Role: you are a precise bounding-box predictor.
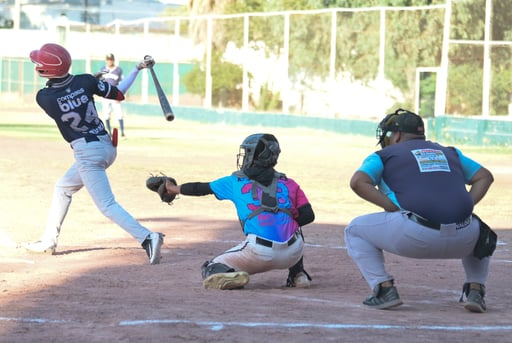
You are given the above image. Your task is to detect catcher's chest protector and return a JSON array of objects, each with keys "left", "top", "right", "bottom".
[{"left": 243, "top": 173, "right": 293, "bottom": 226}]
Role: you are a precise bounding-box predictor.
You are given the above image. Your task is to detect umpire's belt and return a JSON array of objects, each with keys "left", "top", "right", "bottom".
[
  {"left": 407, "top": 212, "right": 471, "bottom": 230},
  {"left": 255, "top": 231, "right": 300, "bottom": 248}
]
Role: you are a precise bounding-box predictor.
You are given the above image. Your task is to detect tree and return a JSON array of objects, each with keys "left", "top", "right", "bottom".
[
  {"left": 184, "top": 0, "right": 512, "bottom": 116},
  {"left": 182, "top": 50, "right": 246, "bottom": 108},
  {"left": 450, "top": 0, "right": 512, "bottom": 115}
]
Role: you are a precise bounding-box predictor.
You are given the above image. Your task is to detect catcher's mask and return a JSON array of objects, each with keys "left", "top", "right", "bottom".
[
  {"left": 376, "top": 108, "right": 425, "bottom": 148},
  {"left": 237, "top": 133, "right": 281, "bottom": 171}
]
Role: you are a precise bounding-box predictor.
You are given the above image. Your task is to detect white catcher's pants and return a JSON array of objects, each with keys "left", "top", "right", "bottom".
[
  {"left": 41, "top": 134, "right": 152, "bottom": 245},
  {"left": 211, "top": 233, "right": 304, "bottom": 275},
  {"left": 344, "top": 211, "right": 490, "bottom": 290}
]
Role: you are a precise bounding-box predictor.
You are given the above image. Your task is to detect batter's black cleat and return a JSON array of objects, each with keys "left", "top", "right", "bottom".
[
  {"left": 142, "top": 232, "right": 164, "bottom": 265},
  {"left": 461, "top": 283, "right": 487, "bottom": 313},
  {"left": 203, "top": 271, "right": 249, "bottom": 290},
  {"left": 363, "top": 281, "right": 403, "bottom": 310}
]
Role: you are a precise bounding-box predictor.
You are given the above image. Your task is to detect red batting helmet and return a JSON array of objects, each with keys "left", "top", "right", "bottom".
[{"left": 30, "top": 43, "right": 72, "bottom": 78}]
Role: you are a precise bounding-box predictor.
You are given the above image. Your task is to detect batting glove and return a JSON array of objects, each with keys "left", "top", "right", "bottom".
[{"left": 137, "top": 55, "right": 155, "bottom": 70}]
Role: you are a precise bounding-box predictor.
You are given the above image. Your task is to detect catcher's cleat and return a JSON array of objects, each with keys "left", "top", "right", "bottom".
[
  {"left": 203, "top": 271, "right": 249, "bottom": 290},
  {"left": 292, "top": 272, "right": 311, "bottom": 288},
  {"left": 363, "top": 282, "right": 403, "bottom": 310},
  {"left": 142, "top": 232, "right": 164, "bottom": 265},
  {"left": 22, "top": 240, "right": 56, "bottom": 255},
  {"left": 286, "top": 271, "right": 311, "bottom": 288}
]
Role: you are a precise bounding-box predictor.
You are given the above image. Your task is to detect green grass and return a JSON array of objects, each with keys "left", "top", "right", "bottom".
[{"left": 0, "top": 123, "right": 62, "bottom": 140}]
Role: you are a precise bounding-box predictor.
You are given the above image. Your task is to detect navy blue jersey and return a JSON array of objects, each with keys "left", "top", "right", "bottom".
[
  {"left": 35, "top": 74, "right": 121, "bottom": 142},
  {"left": 360, "top": 139, "right": 479, "bottom": 223}
]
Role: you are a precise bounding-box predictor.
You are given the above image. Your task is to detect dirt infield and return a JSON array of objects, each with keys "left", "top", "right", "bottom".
[{"left": 1, "top": 111, "right": 511, "bottom": 342}]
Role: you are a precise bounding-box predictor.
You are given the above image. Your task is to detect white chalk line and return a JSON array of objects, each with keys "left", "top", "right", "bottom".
[
  {"left": 117, "top": 320, "right": 512, "bottom": 332},
  {"left": 0, "top": 317, "right": 69, "bottom": 324},
  {"left": 1, "top": 237, "right": 511, "bottom": 332},
  {"left": 0, "top": 316, "right": 511, "bottom": 332}
]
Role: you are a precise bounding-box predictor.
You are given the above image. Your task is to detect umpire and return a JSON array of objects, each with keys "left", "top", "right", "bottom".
[{"left": 344, "top": 108, "right": 495, "bottom": 312}]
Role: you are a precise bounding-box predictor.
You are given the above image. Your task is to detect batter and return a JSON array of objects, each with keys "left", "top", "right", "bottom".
[{"left": 23, "top": 43, "right": 164, "bottom": 264}]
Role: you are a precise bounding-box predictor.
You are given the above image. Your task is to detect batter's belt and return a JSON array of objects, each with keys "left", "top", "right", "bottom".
[
  {"left": 70, "top": 134, "right": 111, "bottom": 149},
  {"left": 407, "top": 212, "right": 472, "bottom": 230}
]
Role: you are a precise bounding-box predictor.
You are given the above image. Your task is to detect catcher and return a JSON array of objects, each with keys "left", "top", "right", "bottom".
[{"left": 146, "top": 133, "right": 315, "bottom": 290}]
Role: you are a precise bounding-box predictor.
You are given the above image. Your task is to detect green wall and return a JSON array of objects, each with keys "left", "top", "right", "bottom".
[
  {"left": 7, "top": 57, "right": 511, "bottom": 147},
  {"left": 125, "top": 103, "right": 512, "bottom": 147},
  {"left": 429, "top": 116, "right": 512, "bottom": 146}
]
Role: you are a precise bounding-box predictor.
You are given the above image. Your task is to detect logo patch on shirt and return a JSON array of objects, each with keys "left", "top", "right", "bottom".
[
  {"left": 98, "top": 81, "right": 106, "bottom": 92},
  {"left": 411, "top": 149, "right": 451, "bottom": 172}
]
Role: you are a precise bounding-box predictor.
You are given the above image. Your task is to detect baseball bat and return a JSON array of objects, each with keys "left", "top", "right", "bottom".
[{"left": 148, "top": 66, "right": 175, "bottom": 122}]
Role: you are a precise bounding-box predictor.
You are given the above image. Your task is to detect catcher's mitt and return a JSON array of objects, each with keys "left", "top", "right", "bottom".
[{"left": 146, "top": 174, "right": 177, "bottom": 204}]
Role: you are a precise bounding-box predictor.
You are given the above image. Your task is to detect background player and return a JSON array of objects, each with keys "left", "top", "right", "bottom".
[
  {"left": 96, "top": 53, "right": 125, "bottom": 137},
  {"left": 162, "top": 133, "right": 315, "bottom": 289},
  {"left": 23, "top": 43, "right": 164, "bottom": 264},
  {"left": 344, "top": 108, "right": 494, "bottom": 312}
]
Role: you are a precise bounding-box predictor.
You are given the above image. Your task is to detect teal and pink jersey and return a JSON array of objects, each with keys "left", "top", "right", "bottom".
[{"left": 210, "top": 174, "right": 310, "bottom": 242}]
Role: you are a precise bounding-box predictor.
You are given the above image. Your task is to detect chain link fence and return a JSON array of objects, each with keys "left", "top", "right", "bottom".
[{"left": 1, "top": 1, "right": 511, "bottom": 119}]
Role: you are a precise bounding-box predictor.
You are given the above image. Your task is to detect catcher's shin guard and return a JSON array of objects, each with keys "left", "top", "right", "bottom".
[{"left": 201, "top": 261, "right": 234, "bottom": 278}]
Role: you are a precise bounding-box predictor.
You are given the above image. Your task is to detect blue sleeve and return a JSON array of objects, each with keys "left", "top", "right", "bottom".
[
  {"left": 209, "top": 175, "right": 234, "bottom": 200},
  {"left": 357, "top": 153, "right": 384, "bottom": 185},
  {"left": 454, "top": 148, "right": 482, "bottom": 183},
  {"left": 357, "top": 152, "right": 400, "bottom": 208},
  {"left": 117, "top": 67, "right": 140, "bottom": 94}
]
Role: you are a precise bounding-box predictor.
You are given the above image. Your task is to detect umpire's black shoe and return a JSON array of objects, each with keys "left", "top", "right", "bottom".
[
  {"left": 363, "top": 281, "right": 403, "bottom": 310},
  {"left": 462, "top": 283, "right": 487, "bottom": 313},
  {"left": 142, "top": 232, "right": 164, "bottom": 265}
]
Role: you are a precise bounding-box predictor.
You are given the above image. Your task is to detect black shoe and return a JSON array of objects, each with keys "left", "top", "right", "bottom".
[
  {"left": 363, "top": 282, "right": 403, "bottom": 309},
  {"left": 461, "top": 283, "right": 487, "bottom": 313},
  {"left": 286, "top": 269, "right": 312, "bottom": 288},
  {"left": 142, "top": 232, "right": 164, "bottom": 265}
]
